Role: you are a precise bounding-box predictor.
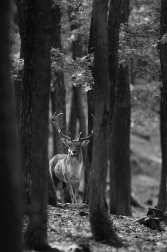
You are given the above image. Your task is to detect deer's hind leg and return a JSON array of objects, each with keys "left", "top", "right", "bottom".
[
  {"left": 62, "top": 182, "right": 71, "bottom": 203},
  {"left": 52, "top": 174, "right": 65, "bottom": 203}
]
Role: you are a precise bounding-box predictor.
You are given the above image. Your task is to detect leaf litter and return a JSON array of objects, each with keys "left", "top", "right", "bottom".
[{"left": 22, "top": 204, "right": 167, "bottom": 252}]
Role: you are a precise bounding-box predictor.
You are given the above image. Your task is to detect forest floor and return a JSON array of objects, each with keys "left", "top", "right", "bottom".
[
  {"left": 23, "top": 122, "right": 167, "bottom": 252},
  {"left": 24, "top": 80, "right": 166, "bottom": 251}
]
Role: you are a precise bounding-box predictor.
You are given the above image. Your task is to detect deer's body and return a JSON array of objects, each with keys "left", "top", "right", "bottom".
[
  {"left": 49, "top": 152, "right": 84, "bottom": 203},
  {"left": 49, "top": 113, "right": 92, "bottom": 204}
]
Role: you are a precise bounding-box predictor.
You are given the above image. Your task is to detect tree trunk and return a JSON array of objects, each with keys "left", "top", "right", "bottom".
[
  {"left": 108, "top": 0, "right": 123, "bottom": 133},
  {"left": 89, "top": 0, "right": 122, "bottom": 246},
  {"left": 158, "top": 88, "right": 167, "bottom": 211},
  {"left": 84, "top": 17, "right": 95, "bottom": 203},
  {"left": 68, "top": 85, "right": 87, "bottom": 204},
  {"left": 24, "top": 0, "right": 51, "bottom": 250},
  {"left": 48, "top": 4, "right": 67, "bottom": 206},
  {"left": 84, "top": 90, "right": 94, "bottom": 203},
  {"left": 159, "top": 0, "right": 167, "bottom": 214},
  {"left": 13, "top": 11, "right": 24, "bottom": 136},
  {"left": 65, "top": 7, "right": 87, "bottom": 203},
  {"left": 0, "top": 1, "right": 22, "bottom": 251},
  {"left": 16, "top": 0, "right": 36, "bottom": 207},
  {"left": 109, "top": 0, "right": 131, "bottom": 216},
  {"left": 68, "top": 7, "right": 87, "bottom": 149},
  {"left": 51, "top": 5, "right": 66, "bottom": 155}
]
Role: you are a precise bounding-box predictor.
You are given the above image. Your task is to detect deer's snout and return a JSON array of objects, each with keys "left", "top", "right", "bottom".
[{"left": 71, "top": 150, "right": 78, "bottom": 156}]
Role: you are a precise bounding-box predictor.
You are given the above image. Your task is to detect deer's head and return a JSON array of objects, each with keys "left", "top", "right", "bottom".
[
  {"left": 61, "top": 134, "right": 90, "bottom": 158},
  {"left": 52, "top": 112, "right": 93, "bottom": 158}
]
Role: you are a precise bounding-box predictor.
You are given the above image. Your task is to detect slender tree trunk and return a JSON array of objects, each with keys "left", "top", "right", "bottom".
[
  {"left": 69, "top": 90, "right": 78, "bottom": 138},
  {"left": 68, "top": 7, "right": 87, "bottom": 146},
  {"left": 158, "top": 87, "right": 167, "bottom": 211},
  {"left": 108, "top": 0, "right": 123, "bottom": 135},
  {"left": 89, "top": 0, "right": 122, "bottom": 246},
  {"left": 159, "top": 0, "right": 167, "bottom": 214},
  {"left": 0, "top": 1, "right": 22, "bottom": 251},
  {"left": 84, "top": 17, "right": 95, "bottom": 203},
  {"left": 48, "top": 4, "right": 67, "bottom": 206},
  {"left": 51, "top": 5, "right": 66, "bottom": 155},
  {"left": 14, "top": 68, "right": 22, "bottom": 137},
  {"left": 24, "top": 0, "right": 51, "bottom": 250},
  {"left": 13, "top": 4, "right": 24, "bottom": 136},
  {"left": 68, "top": 9, "right": 87, "bottom": 196},
  {"left": 109, "top": 0, "right": 131, "bottom": 216}
]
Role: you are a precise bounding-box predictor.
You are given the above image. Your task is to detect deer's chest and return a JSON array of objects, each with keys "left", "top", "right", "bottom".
[
  {"left": 65, "top": 160, "right": 83, "bottom": 184},
  {"left": 54, "top": 158, "right": 83, "bottom": 184}
]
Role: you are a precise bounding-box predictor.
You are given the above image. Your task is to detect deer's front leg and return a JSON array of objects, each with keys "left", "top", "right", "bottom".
[
  {"left": 68, "top": 184, "right": 75, "bottom": 204},
  {"left": 73, "top": 183, "right": 79, "bottom": 203}
]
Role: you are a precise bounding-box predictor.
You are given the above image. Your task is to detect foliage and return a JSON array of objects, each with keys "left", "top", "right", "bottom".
[
  {"left": 12, "top": 48, "right": 94, "bottom": 91},
  {"left": 52, "top": 0, "right": 84, "bottom": 9},
  {"left": 119, "top": 0, "right": 160, "bottom": 76},
  {"left": 11, "top": 0, "right": 164, "bottom": 120}
]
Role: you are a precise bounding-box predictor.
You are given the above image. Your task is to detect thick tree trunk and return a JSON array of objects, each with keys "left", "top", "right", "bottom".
[
  {"left": 89, "top": 0, "right": 122, "bottom": 246},
  {"left": 24, "top": 0, "right": 51, "bottom": 250},
  {"left": 159, "top": 0, "right": 167, "bottom": 214},
  {"left": 0, "top": 1, "right": 22, "bottom": 251},
  {"left": 158, "top": 88, "right": 167, "bottom": 211},
  {"left": 16, "top": 0, "right": 36, "bottom": 207},
  {"left": 109, "top": 0, "right": 131, "bottom": 216}
]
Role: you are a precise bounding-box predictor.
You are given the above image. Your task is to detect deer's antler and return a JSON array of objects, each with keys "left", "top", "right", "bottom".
[
  {"left": 52, "top": 112, "right": 71, "bottom": 140},
  {"left": 79, "top": 114, "right": 94, "bottom": 142}
]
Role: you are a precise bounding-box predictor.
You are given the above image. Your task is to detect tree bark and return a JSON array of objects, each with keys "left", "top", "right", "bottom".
[
  {"left": 0, "top": 1, "right": 22, "bottom": 251},
  {"left": 159, "top": 0, "right": 167, "bottom": 214},
  {"left": 16, "top": 0, "right": 36, "bottom": 206},
  {"left": 51, "top": 5, "right": 66, "bottom": 155},
  {"left": 48, "top": 4, "right": 67, "bottom": 206},
  {"left": 109, "top": 0, "right": 131, "bottom": 216},
  {"left": 108, "top": 0, "right": 123, "bottom": 133},
  {"left": 158, "top": 87, "right": 167, "bottom": 211},
  {"left": 68, "top": 7, "right": 87, "bottom": 147},
  {"left": 24, "top": 0, "right": 51, "bottom": 250},
  {"left": 84, "top": 17, "right": 95, "bottom": 203},
  {"left": 68, "top": 9, "right": 87, "bottom": 198},
  {"left": 89, "top": 0, "right": 122, "bottom": 246}
]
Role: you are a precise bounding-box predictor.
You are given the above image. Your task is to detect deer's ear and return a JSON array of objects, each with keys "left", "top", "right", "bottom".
[
  {"left": 80, "top": 140, "right": 90, "bottom": 147},
  {"left": 61, "top": 138, "right": 71, "bottom": 146}
]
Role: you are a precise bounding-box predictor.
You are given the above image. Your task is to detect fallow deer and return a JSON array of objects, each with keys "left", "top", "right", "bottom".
[{"left": 49, "top": 112, "right": 93, "bottom": 204}]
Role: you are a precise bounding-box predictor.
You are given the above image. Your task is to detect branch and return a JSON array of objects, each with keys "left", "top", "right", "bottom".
[{"left": 138, "top": 37, "right": 160, "bottom": 52}]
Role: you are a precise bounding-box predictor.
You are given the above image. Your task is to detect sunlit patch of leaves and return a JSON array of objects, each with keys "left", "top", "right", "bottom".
[
  {"left": 51, "top": 48, "right": 94, "bottom": 91},
  {"left": 52, "top": 0, "right": 84, "bottom": 9}
]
